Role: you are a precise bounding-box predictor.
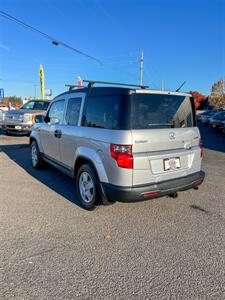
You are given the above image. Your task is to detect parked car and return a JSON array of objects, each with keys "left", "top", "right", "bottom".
[
  {"left": 209, "top": 111, "right": 225, "bottom": 129},
  {"left": 196, "top": 110, "right": 205, "bottom": 122},
  {"left": 219, "top": 119, "right": 225, "bottom": 133},
  {"left": 201, "top": 111, "right": 216, "bottom": 125},
  {"left": 0, "top": 99, "right": 50, "bottom": 135},
  {"left": 0, "top": 105, "right": 9, "bottom": 112},
  {"left": 30, "top": 85, "right": 205, "bottom": 209}
]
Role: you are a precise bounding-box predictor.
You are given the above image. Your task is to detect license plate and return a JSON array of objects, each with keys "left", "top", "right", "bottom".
[
  {"left": 164, "top": 157, "right": 181, "bottom": 171},
  {"left": 15, "top": 126, "right": 22, "bottom": 130}
]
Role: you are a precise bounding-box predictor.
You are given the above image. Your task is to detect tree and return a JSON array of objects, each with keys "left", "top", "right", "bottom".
[
  {"left": 208, "top": 79, "right": 225, "bottom": 109},
  {"left": 190, "top": 91, "right": 206, "bottom": 110},
  {"left": 0, "top": 96, "right": 23, "bottom": 108}
]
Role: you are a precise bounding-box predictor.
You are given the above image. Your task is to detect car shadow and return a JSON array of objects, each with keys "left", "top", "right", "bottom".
[
  {"left": 198, "top": 123, "right": 225, "bottom": 153},
  {"left": 0, "top": 144, "right": 83, "bottom": 209}
]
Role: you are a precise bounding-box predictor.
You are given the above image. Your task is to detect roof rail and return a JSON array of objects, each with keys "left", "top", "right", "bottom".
[{"left": 83, "top": 79, "right": 149, "bottom": 89}]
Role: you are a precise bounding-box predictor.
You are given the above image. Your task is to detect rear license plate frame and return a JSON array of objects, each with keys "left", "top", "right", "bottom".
[{"left": 164, "top": 157, "right": 181, "bottom": 171}]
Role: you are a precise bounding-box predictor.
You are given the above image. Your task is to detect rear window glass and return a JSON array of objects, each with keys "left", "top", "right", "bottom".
[
  {"left": 130, "top": 94, "right": 195, "bottom": 129},
  {"left": 81, "top": 96, "right": 128, "bottom": 129}
]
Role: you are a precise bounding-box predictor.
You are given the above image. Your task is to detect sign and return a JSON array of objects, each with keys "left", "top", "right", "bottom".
[
  {"left": 45, "top": 89, "right": 52, "bottom": 97},
  {"left": 0, "top": 88, "right": 4, "bottom": 99},
  {"left": 77, "top": 76, "right": 83, "bottom": 88}
]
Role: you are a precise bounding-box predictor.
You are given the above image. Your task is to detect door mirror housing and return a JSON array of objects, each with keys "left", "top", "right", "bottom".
[{"left": 35, "top": 115, "right": 44, "bottom": 123}]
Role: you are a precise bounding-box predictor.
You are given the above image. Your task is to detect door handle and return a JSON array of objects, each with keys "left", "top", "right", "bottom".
[{"left": 54, "top": 130, "right": 62, "bottom": 138}]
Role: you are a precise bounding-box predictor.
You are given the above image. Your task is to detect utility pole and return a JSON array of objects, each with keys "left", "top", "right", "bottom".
[{"left": 140, "top": 50, "right": 144, "bottom": 86}]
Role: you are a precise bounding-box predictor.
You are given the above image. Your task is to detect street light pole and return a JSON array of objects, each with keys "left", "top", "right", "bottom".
[{"left": 140, "top": 50, "right": 144, "bottom": 86}]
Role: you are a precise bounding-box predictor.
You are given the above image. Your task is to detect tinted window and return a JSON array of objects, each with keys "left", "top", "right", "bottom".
[
  {"left": 82, "top": 96, "right": 125, "bottom": 129},
  {"left": 42, "top": 101, "right": 50, "bottom": 110},
  {"left": 21, "top": 100, "right": 50, "bottom": 110},
  {"left": 131, "top": 94, "right": 194, "bottom": 129},
  {"left": 48, "top": 100, "right": 65, "bottom": 125},
  {"left": 65, "top": 97, "right": 82, "bottom": 125}
]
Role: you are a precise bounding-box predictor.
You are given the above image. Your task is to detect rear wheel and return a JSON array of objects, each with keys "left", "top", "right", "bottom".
[
  {"left": 76, "top": 164, "right": 100, "bottom": 210},
  {"left": 31, "top": 140, "right": 42, "bottom": 168}
]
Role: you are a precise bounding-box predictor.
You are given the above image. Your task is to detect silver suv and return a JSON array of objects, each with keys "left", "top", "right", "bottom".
[{"left": 30, "top": 85, "right": 205, "bottom": 209}]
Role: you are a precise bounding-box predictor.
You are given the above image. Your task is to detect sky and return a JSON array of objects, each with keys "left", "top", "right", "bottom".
[{"left": 0, "top": 0, "right": 224, "bottom": 99}]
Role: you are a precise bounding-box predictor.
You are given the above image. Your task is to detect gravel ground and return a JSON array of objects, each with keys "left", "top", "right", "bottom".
[{"left": 0, "top": 127, "right": 225, "bottom": 300}]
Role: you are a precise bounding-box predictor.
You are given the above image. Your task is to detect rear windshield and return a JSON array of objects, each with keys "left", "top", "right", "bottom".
[
  {"left": 213, "top": 112, "right": 225, "bottom": 120},
  {"left": 130, "top": 93, "right": 195, "bottom": 129},
  {"left": 21, "top": 100, "right": 50, "bottom": 110},
  {"left": 81, "top": 92, "right": 195, "bottom": 130}
]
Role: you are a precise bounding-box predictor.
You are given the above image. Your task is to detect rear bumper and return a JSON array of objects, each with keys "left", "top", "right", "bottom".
[{"left": 101, "top": 171, "right": 205, "bottom": 202}]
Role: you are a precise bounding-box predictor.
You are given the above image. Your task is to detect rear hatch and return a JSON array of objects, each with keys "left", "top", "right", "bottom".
[{"left": 130, "top": 91, "right": 201, "bottom": 186}]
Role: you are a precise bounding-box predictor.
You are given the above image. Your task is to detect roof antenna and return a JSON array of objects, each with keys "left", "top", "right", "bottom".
[{"left": 176, "top": 81, "right": 186, "bottom": 92}]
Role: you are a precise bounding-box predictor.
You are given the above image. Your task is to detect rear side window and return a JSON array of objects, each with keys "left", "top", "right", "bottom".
[
  {"left": 65, "top": 97, "right": 82, "bottom": 125},
  {"left": 131, "top": 94, "right": 195, "bottom": 129},
  {"left": 81, "top": 96, "right": 126, "bottom": 129}
]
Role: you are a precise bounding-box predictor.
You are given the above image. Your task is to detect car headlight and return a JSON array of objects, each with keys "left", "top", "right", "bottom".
[
  {"left": 23, "top": 114, "right": 33, "bottom": 122},
  {"left": 18, "top": 114, "right": 24, "bottom": 121},
  {"left": 0, "top": 112, "right": 5, "bottom": 121}
]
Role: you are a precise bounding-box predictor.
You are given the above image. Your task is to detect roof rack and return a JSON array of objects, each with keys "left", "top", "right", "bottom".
[
  {"left": 83, "top": 79, "right": 149, "bottom": 89},
  {"left": 65, "top": 84, "right": 85, "bottom": 91}
]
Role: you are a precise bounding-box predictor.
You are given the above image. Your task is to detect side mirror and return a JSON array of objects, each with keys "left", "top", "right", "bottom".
[
  {"left": 35, "top": 115, "right": 44, "bottom": 123},
  {"left": 44, "top": 116, "right": 50, "bottom": 123}
]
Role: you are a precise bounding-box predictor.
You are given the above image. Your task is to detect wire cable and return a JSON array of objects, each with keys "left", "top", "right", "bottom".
[{"left": 0, "top": 10, "right": 102, "bottom": 64}]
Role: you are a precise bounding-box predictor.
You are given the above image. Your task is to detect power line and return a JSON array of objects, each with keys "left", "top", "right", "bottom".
[{"left": 0, "top": 10, "right": 102, "bottom": 64}]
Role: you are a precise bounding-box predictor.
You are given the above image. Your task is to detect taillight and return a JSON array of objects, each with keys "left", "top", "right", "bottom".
[
  {"left": 199, "top": 142, "right": 203, "bottom": 159},
  {"left": 110, "top": 144, "right": 133, "bottom": 169}
]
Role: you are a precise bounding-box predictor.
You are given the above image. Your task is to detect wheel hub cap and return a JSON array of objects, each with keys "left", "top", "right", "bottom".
[{"left": 79, "top": 172, "right": 94, "bottom": 203}]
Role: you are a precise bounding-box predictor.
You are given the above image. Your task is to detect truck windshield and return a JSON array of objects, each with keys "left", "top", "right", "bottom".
[
  {"left": 130, "top": 93, "right": 195, "bottom": 129},
  {"left": 21, "top": 101, "right": 50, "bottom": 110}
]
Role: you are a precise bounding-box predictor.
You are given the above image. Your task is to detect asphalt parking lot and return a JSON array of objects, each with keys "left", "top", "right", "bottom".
[{"left": 1, "top": 126, "right": 225, "bottom": 300}]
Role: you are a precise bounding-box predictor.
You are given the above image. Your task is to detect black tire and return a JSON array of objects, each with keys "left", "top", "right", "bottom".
[
  {"left": 30, "top": 140, "right": 43, "bottom": 169},
  {"left": 2, "top": 127, "right": 9, "bottom": 135},
  {"left": 76, "top": 164, "right": 101, "bottom": 210}
]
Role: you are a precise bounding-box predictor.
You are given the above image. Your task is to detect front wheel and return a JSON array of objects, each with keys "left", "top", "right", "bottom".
[
  {"left": 31, "top": 140, "right": 42, "bottom": 168},
  {"left": 76, "top": 164, "right": 100, "bottom": 210}
]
